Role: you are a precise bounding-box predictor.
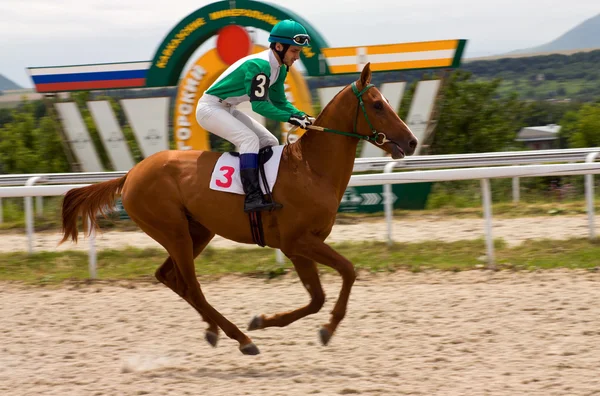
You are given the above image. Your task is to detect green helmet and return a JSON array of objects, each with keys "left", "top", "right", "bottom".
[{"left": 268, "top": 19, "right": 311, "bottom": 47}]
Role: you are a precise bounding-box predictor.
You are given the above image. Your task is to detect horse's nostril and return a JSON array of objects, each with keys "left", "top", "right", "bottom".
[{"left": 409, "top": 139, "right": 417, "bottom": 150}]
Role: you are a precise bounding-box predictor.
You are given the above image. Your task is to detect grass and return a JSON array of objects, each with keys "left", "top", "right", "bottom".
[{"left": 1, "top": 239, "right": 599, "bottom": 285}]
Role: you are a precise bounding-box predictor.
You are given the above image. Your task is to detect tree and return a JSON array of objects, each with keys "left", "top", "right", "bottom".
[
  {"left": 32, "top": 116, "right": 70, "bottom": 172},
  {"left": 0, "top": 101, "right": 69, "bottom": 174},
  {"left": 427, "top": 71, "right": 522, "bottom": 154},
  {"left": 0, "top": 108, "right": 12, "bottom": 127},
  {"left": 561, "top": 103, "right": 600, "bottom": 148},
  {"left": 518, "top": 100, "right": 581, "bottom": 127}
]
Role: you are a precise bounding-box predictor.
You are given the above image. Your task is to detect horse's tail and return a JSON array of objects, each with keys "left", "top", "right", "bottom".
[{"left": 60, "top": 175, "right": 127, "bottom": 244}]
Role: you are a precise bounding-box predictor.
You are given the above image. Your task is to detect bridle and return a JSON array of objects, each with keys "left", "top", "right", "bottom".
[{"left": 300, "top": 82, "right": 391, "bottom": 145}]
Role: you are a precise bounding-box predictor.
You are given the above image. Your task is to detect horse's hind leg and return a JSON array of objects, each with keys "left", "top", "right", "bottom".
[
  {"left": 125, "top": 206, "right": 259, "bottom": 355},
  {"left": 165, "top": 232, "right": 260, "bottom": 355},
  {"left": 131, "top": 211, "right": 259, "bottom": 355},
  {"left": 155, "top": 220, "right": 220, "bottom": 347},
  {"left": 248, "top": 255, "right": 325, "bottom": 331}
]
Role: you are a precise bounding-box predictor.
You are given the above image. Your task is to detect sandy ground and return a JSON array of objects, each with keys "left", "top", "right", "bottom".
[
  {"left": 1, "top": 270, "right": 600, "bottom": 396},
  {"left": 0, "top": 214, "right": 597, "bottom": 253}
]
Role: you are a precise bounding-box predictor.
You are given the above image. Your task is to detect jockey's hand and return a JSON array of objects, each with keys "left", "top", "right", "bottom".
[
  {"left": 306, "top": 115, "right": 316, "bottom": 124},
  {"left": 288, "top": 114, "right": 312, "bottom": 129}
]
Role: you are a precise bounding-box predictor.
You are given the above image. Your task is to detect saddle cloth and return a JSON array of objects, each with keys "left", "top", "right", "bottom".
[{"left": 209, "top": 145, "right": 284, "bottom": 195}]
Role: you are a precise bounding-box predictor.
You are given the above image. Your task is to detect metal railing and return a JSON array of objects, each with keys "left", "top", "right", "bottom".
[
  {"left": 2, "top": 147, "right": 600, "bottom": 187},
  {"left": 352, "top": 147, "right": 600, "bottom": 172}
]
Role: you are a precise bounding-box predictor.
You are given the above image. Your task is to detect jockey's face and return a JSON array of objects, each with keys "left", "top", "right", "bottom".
[{"left": 275, "top": 43, "right": 302, "bottom": 67}]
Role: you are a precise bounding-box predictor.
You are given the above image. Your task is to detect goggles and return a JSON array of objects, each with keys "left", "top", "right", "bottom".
[
  {"left": 271, "top": 34, "right": 311, "bottom": 46},
  {"left": 291, "top": 34, "right": 310, "bottom": 45}
]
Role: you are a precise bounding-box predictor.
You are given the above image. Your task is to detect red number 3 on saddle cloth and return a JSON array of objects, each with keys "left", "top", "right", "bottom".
[
  {"left": 216, "top": 166, "right": 235, "bottom": 188},
  {"left": 209, "top": 147, "right": 285, "bottom": 195}
]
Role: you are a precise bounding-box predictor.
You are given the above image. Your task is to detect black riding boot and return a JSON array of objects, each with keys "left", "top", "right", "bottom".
[{"left": 240, "top": 167, "right": 282, "bottom": 213}]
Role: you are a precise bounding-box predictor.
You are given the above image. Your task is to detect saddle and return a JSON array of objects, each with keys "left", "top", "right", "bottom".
[
  {"left": 229, "top": 145, "right": 274, "bottom": 164},
  {"left": 230, "top": 146, "right": 276, "bottom": 248}
]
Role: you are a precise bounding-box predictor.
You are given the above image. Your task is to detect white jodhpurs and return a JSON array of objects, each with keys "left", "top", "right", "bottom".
[{"left": 195, "top": 95, "right": 279, "bottom": 154}]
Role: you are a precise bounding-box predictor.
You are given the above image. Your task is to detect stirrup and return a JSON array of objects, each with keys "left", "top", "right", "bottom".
[{"left": 244, "top": 197, "right": 282, "bottom": 213}]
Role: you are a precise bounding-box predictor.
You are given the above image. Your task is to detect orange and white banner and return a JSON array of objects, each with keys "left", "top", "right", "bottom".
[{"left": 322, "top": 40, "right": 464, "bottom": 74}]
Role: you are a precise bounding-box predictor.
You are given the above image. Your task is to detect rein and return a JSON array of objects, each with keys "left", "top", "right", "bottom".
[{"left": 298, "top": 82, "right": 391, "bottom": 146}]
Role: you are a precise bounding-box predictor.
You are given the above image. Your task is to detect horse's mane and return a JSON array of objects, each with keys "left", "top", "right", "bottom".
[
  {"left": 313, "top": 84, "right": 352, "bottom": 125},
  {"left": 285, "top": 83, "right": 353, "bottom": 145}
]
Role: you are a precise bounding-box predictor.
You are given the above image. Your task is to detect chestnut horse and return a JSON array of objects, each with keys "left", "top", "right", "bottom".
[{"left": 60, "top": 63, "right": 417, "bottom": 355}]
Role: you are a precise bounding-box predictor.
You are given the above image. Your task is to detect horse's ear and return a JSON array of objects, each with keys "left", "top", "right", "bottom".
[{"left": 359, "top": 63, "right": 372, "bottom": 88}]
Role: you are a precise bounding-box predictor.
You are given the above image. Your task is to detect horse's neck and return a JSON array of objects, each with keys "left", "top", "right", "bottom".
[{"left": 292, "top": 92, "right": 359, "bottom": 195}]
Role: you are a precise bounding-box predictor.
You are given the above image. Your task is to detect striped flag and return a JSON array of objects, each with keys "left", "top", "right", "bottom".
[{"left": 27, "top": 62, "right": 151, "bottom": 93}]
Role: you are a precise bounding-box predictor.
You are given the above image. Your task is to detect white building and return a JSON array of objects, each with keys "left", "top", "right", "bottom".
[{"left": 516, "top": 124, "right": 562, "bottom": 150}]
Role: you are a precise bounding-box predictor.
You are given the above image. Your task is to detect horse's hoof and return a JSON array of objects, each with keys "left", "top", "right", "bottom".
[
  {"left": 240, "top": 342, "right": 260, "bottom": 355},
  {"left": 205, "top": 331, "right": 218, "bottom": 347},
  {"left": 319, "top": 327, "right": 332, "bottom": 346},
  {"left": 248, "top": 315, "right": 263, "bottom": 331}
]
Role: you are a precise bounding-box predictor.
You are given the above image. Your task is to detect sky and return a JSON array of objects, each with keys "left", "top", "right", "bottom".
[{"left": 0, "top": 0, "right": 598, "bottom": 88}]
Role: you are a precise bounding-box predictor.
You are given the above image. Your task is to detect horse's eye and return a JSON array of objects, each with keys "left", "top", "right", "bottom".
[{"left": 374, "top": 101, "right": 383, "bottom": 110}]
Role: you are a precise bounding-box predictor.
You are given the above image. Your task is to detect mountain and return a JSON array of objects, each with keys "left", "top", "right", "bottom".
[
  {"left": 509, "top": 13, "right": 600, "bottom": 55},
  {"left": 0, "top": 74, "right": 22, "bottom": 91}
]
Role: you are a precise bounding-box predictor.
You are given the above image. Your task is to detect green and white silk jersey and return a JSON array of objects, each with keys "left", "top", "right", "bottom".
[{"left": 204, "top": 49, "right": 305, "bottom": 123}]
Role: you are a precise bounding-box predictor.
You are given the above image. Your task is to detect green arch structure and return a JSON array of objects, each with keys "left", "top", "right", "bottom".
[{"left": 145, "top": 0, "right": 330, "bottom": 87}]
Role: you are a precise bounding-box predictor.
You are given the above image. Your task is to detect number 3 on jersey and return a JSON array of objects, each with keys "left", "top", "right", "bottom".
[{"left": 250, "top": 73, "right": 268, "bottom": 101}]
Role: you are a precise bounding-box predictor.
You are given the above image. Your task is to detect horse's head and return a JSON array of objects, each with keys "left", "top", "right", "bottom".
[{"left": 349, "top": 63, "right": 418, "bottom": 158}]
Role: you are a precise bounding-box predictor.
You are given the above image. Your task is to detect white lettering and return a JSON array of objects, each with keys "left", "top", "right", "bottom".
[
  {"left": 177, "top": 141, "right": 193, "bottom": 150},
  {"left": 191, "top": 65, "right": 206, "bottom": 81},
  {"left": 181, "top": 90, "right": 196, "bottom": 104},
  {"left": 177, "top": 127, "right": 192, "bottom": 140},
  {"left": 177, "top": 115, "right": 191, "bottom": 127},
  {"left": 184, "top": 83, "right": 198, "bottom": 93},
  {"left": 179, "top": 103, "right": 193, "bottom": 115}
]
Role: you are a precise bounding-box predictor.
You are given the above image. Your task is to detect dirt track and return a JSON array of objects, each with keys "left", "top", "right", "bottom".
[
  {"left": 2, "top": 214, "right": 600, "bottom": 395},
  {"left": 2, "top": 270, "right": 600, "bottom": 396},
  {"left": 0, "top": 214, "right": 597, "bottom": 253}
]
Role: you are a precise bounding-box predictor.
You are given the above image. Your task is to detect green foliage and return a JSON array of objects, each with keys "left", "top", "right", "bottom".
[
  {"left": 560, "top": 103, "right": 600, "bottom": 148},
  {"left": 428, "top": 71, "right": 522, "bottom": 154},
  {"left": 0, "top": 108, "right": 12, "bottom": 127},
  {"left": 518, "top": 100, "right": 580, "bottom": 128},
  {"left": 0, "top": 94, "right": 151, "bottom": 174},
  {"left": 0, "top": 101, "right": 69, "bottom": 174},
  {"left": 462, "top": 50, "right": 600, "bottom": 101},
  {"left": 2, "top": 238, "right": 599, "bottom": 284}
]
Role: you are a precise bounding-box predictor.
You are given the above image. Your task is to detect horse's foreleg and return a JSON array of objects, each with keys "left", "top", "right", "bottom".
[
  {"left": 248, "top": 255, "right": 325, "bottom": 331},
  {"left": 289, "top": 235, "right": 357, "bottom": 346}
]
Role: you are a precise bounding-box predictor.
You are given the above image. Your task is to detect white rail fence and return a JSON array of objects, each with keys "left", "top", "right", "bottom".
[
  {"left": 2, "top": 147, "right": 599, "bottom": 187},
  {"left": 1, "top": 147, "right": 598, "bottom": 187},
  {"left": 1, "top": 159, "right": 599, "bottom": 278},
  {"left": 1, "top": 147, "right": 599, "bottom": 222}
]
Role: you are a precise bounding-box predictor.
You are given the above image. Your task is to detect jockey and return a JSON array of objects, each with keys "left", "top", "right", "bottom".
[{"left": 196, "top": 19, "right": 313, "bottom": 213}]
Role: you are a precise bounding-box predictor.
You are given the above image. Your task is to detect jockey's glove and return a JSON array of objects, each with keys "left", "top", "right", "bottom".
[{"left": 288, "top": 114, "right": 313, "bottom": 129}]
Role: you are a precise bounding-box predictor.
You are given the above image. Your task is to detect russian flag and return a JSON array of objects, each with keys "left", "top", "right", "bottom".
[{"left": 28, "top": 62, "right": 151, "bottom": 93}]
